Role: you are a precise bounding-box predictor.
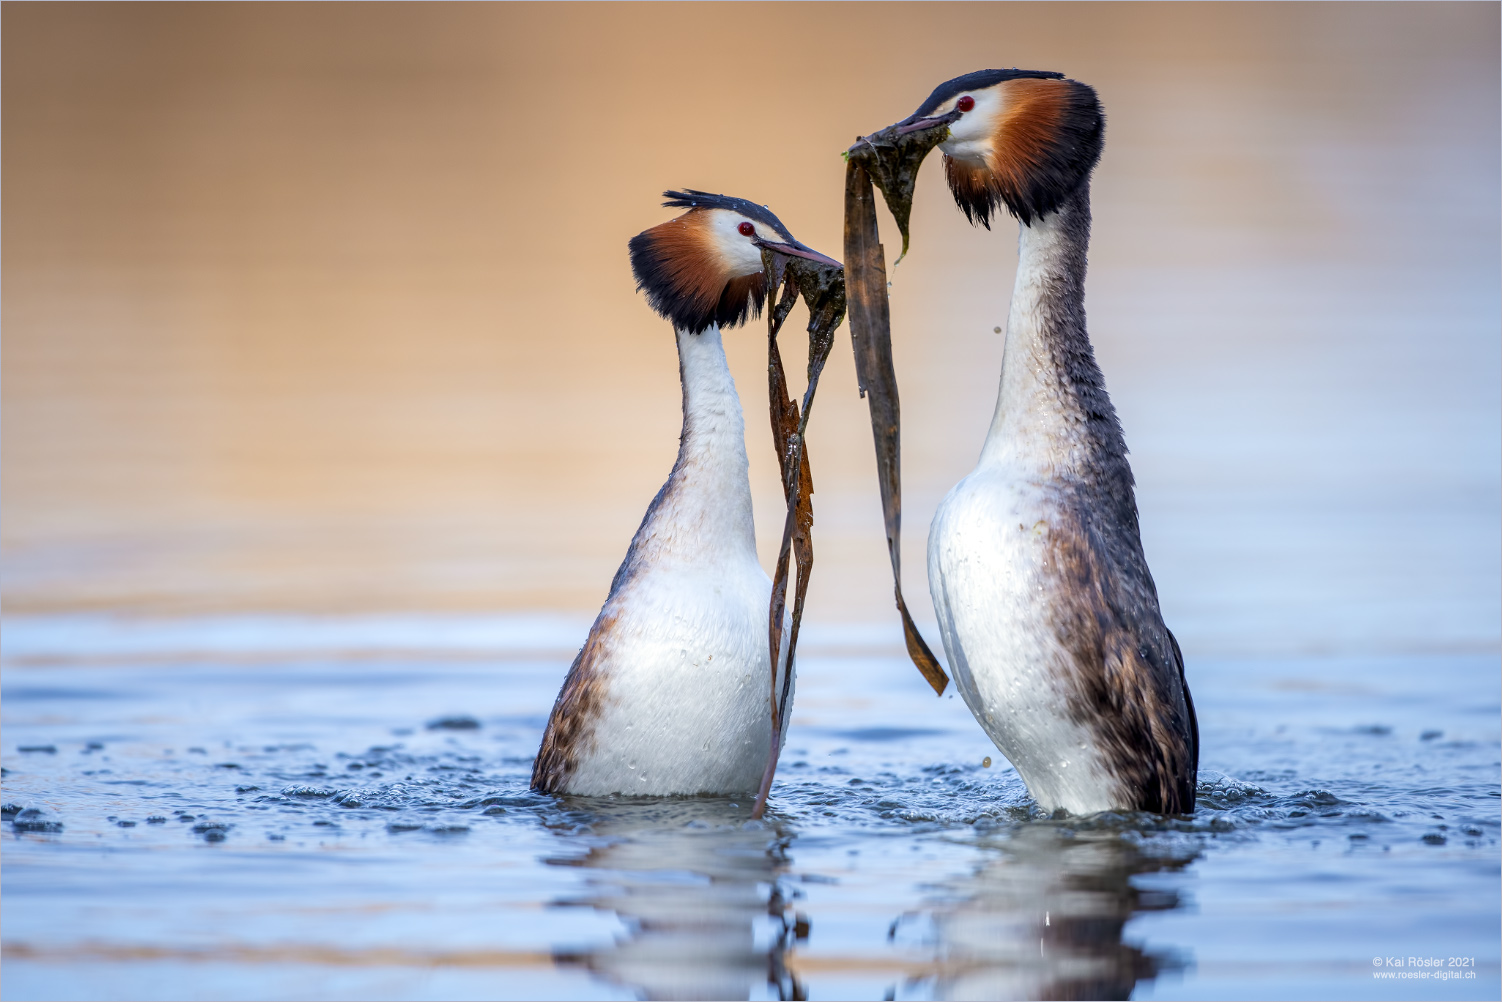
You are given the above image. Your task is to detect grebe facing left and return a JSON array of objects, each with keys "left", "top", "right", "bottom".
[
  {"left": 532, "top": 191, "right": 840, "bottom": 797},
  {"left": 853, "top": 71, "right": 1197, "bottom": 815}
]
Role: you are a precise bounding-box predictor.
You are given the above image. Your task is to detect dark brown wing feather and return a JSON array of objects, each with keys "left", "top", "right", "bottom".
[
  {"left": 1168, "top": 627, "right": 1199, "bottom": 780},
  {"left": 531, "top": 611, "right": 616, "bottom": 794},
  {"left": 1047, "top": 504, "right": 1198, "bottom": 814}
]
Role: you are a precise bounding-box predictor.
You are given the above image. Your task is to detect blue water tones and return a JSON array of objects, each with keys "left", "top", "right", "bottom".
[{"left": 2, "top": 616, "right": 1497, "bottom": 1001}]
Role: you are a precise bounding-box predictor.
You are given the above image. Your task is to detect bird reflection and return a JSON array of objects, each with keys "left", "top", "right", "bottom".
[
  {"left": 548, "top": 800, "right": 804, "bottom": 1001},
  {"left": 900, "top": 826, "right": 1192, "bottom": 1001}
]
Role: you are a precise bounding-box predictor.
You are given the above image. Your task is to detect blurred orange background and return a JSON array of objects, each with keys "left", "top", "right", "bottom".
[{"left": 4, "top": 3, "right": 1498, "bottom": 656}]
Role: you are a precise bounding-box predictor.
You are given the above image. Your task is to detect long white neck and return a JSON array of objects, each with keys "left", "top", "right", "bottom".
[
  {"left": 977, "top": 186, "right": 1130, "bottom": 500},
  {"left": 644, "top": 325, "right": 757, "bottom": 564}
]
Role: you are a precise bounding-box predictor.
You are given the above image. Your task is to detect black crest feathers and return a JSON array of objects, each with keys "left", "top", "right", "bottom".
[
  {"left": 912, "top": 68, "right": 1064, "bottom": 117},
  {"left": 661, "top": 190, "right": 796, "bottom": 242}
]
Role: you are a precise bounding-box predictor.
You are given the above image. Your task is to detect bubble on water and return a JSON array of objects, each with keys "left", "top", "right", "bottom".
[{"left": 282, "top": 786, "right": 337, "bottom": 800}]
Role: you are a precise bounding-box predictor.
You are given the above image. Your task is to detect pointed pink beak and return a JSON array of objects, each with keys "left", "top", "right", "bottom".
[
  {"left": 894, "top": 109, "right": 963, "bottom": 136},
  {"left": 754, "top": 238, "right": 842, "bottom": 270}
]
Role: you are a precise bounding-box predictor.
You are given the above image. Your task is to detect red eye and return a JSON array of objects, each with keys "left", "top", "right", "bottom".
[
  {"left": 738, "top": 222, "right": 755, "bottom": 236},
  {"left": 956, "top": 95, "right": 975, "bottom": 112}
]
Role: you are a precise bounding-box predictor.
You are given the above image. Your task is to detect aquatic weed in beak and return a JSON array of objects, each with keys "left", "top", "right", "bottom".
[
  {"left": 842, "top": 146, "right": 951, "bottom": 698},
  {"left": 844, "top": 113, "right": 955, "bottom": 261},
  {"left": 751, "top": 245, "right": 846, "bottom": 820}
]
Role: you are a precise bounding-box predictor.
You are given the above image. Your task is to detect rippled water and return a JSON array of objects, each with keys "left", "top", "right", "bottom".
[{"left": 3, "top": 616, "right": 1497, "bottom": 1001}]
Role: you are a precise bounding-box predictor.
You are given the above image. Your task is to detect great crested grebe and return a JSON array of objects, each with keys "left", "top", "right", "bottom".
[
  {"left": 856, "top": 70, "right": 1197, "bottom": 814},
  {"left": 532, "top": 191, "right": 838, "bottom": 797}
]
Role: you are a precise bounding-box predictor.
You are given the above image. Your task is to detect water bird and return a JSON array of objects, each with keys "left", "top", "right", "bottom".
[
  {"left": 854, "top": 70, "right": 1197, "bottom": 814},
  {"left": 532, "top": 191, "right": 840, "bottom": 797}
]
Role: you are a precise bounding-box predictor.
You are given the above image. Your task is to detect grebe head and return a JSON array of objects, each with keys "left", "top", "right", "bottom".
[
  {"left": 629, "top": 190, "right": 840, "bottom": 334},
  {"left": 880, "top": 69, "right": 1104, "bottom": 227}
]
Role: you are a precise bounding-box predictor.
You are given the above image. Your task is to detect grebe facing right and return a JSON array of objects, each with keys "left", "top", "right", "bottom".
[
  {"left": 855, "top": 71, "right": 1197, "bottom": 815},
  {"left": 532, "top": 191, "right": 839, "bottom": 798}
]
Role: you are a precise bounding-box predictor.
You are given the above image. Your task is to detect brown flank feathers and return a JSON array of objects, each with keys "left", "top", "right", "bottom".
[
  {"left": 531, "top": 611, "right": 616, "bottom": 794},
  {"left": 1045, "top": 504, "right": 1198, "bottom": 814}
]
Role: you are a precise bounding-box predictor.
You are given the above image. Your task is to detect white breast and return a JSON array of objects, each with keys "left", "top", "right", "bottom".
[
  {"left": 929, "top": 468, "right": 1119, "bottom": 814},
  {"left": 551, "top": 324, "right": 790, "bottom": 797},
  {"left": 565, "top": 559, "right": 787, "bottom": 796}
]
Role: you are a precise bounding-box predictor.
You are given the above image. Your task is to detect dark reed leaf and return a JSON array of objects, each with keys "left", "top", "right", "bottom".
[
  {"left": 842, "top": 159, "right": 949, "bottom": 697},
  {"left": 752, "top": 248, "right": 846, "bottom": 820}
]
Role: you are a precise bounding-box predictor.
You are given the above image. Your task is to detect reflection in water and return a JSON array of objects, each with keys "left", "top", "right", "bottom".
[
  {"left": 547, "top": 801, "right": 804, "bottom": 1001},
  {"left": 543, "top": 803, "right": 1193, "bottom": 1002},
  {"left": 909, "top": 826, "right": 1193, "bottom": 1001}
]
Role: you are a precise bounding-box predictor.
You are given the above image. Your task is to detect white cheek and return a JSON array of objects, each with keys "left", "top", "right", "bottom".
[
  {"left": 708, "top": 215, "right": 764, "bottom": 276},
  {"left": 941, "top": 137, "right": 989, "bottom": 164},
  {"left": 722, "top": 233, "right": 764, "bottom": 276},
  {"left": 940, "top": 95, "right": 1001, "bottom": 161}
]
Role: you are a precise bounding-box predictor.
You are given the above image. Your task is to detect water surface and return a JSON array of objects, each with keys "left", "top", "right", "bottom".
[{"left": 4, "top": 616, "right": 1497, "bottom": 1000}]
